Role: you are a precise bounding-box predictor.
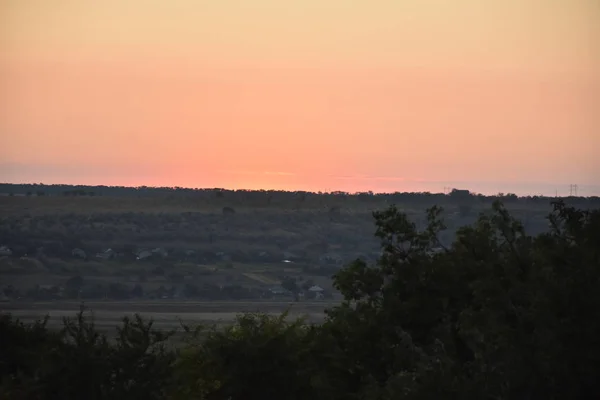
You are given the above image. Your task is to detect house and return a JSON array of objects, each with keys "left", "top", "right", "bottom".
[
  {"left": 151, "top": 247, "right": 168, "bottom": 258},
  {"left": 72, "top": 248, "right": 87, "bottom": 259},
  {"left": 38, "top": 285, "right": 65, "bottom": 298},
  {"left": 319, "top": 253, "right": 343, "bottom": 265},
  {"left": 137, "top": 250, "right": 152, "bottom": 261},
  {"left": 308, "top": 285, "right": 325, "bottom": 300},
  {"left": 308, "top": 285, "right": 324, "bottom": 293},
  {"left": 96, "top": 248, "right": 116, "bottom": 260},
  {"left": 269, "top": 286, "right": 291, "bottom": 296}
]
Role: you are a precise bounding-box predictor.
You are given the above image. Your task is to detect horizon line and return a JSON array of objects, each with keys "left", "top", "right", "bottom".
[{"left": 1, "top": 181, "right": 597, "bottom": 198}]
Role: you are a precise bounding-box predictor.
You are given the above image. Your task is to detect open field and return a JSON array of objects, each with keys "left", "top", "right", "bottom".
[
  {"left": 0, "top": 193, "right": 395, "bottom": 215},
  {"left": 1, "top": 300, "right": 333, "bottom": 334},
  {"left": 242, "top": 272, "right": 280, "bottom": 284}
]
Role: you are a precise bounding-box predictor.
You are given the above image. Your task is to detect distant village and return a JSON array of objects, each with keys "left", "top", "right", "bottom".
[{"left": 0, "top": 243, "right": 339, "bottom": 302}]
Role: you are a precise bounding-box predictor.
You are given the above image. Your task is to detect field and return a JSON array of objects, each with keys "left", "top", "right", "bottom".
[
  {"left": 1, "top": 300, "right": 332, "bottom": 335},
  {"left": 2, "top": 185, "right": 594, "bottom": 334}
]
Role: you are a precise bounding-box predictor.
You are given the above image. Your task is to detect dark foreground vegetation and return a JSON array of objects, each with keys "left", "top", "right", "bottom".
[{"left": 2, "top": 199, "right": 600, "bottom": 399}]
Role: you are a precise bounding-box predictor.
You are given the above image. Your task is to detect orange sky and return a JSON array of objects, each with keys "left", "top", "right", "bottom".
[{"left": 1, "top": 0, "right": 599, "bottom": 195}]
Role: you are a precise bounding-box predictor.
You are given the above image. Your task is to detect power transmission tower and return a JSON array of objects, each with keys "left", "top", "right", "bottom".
[{"left": 569, "top": 184, "right": 578, "bottom": 196}]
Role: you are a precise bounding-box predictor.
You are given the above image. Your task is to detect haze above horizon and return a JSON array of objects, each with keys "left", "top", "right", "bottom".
[{"left": 1, "top": 0, "right": 599, "bottom": 196}]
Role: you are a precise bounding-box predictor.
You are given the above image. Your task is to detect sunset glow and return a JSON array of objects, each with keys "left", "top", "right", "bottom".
[{"left": 1, "top": 0, "right": 599, "bottom": 195}]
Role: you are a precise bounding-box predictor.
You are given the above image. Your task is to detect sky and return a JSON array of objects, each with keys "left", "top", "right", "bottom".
[{"left": 1, "top": 0, "right": 599, "bottom": 196}]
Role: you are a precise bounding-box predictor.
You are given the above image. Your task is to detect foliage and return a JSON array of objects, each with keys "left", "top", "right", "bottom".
[
  {"left": 172, "top": 312, "right": 320, "bottom": 400},
  {"left": 1, "top": 306, "right": 175, "bottom": 400},
  {"left": 327, "top": 200, "right": 600, "bottom": 399},
  {"left": 1, "top": 200, "right": 599, "bottom": 399}
]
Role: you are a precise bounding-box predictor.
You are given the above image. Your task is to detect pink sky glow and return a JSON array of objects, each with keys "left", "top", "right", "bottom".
[{"left": 1, "top": 0, "right": 599, "bottom": 196}]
